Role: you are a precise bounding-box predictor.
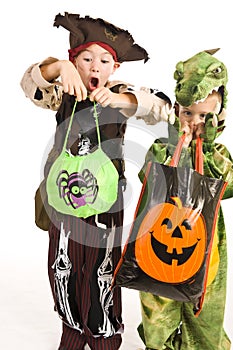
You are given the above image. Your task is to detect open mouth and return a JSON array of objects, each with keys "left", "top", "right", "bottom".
[{"left": 89, "top": 77, "right": 99, "bottom": 91}]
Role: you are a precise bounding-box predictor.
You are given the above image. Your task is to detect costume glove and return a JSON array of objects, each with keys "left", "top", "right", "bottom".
[{"left": 200, "top": 113, "right": 219, "bottom": 143}]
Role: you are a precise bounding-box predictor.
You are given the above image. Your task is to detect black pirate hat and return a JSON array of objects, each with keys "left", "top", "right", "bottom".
[{"left": 54, "top": 12, "right": 149, "bottom": 63}]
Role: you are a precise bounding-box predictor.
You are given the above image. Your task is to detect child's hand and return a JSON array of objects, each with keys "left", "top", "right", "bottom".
[
  {"left": 200, "top": 113, "right": 218, "bottom": 143},
  {"left": 89, "top": 87, "right": 114, "bottom": 107},
  {"left": 57, "top": 60, "right": 88, "bottom": 101},
  {"left": 181, "top": 121, "right": 194, "bottom": 147},
  {"left": 89, "top": 88, "right": 138, "bottom": 116},
  {"left": 181, "top": 121, "right": 205, "bottom": 147}
]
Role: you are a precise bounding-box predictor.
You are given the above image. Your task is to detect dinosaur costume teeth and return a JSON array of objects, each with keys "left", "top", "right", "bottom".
[{"left": 174, "top": 48, "right": 228, "bottom": 111}]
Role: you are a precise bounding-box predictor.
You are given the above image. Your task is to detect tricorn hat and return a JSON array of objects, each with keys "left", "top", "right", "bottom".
[{"left": 54, "top": 12, "right": 149, "bottom": 63}]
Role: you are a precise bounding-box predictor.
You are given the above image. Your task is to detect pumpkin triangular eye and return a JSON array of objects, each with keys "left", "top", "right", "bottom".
[
  {"left": 162, "top": 218, "right": 172, "bottom": 229},
  {"left": 181, "top": 219, "right": 192, "bottom": 230}
]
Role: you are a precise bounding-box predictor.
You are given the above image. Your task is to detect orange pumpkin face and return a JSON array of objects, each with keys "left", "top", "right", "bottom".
[{"left": 135, "top": 197, "right": 207, "bottom": 283}]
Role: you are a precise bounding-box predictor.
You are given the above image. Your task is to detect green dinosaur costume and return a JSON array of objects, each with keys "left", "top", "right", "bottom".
[
  {"left": 138, "top": 49, "right": 233, "bottom": 350},
  {"left": 174, "top": 48, "right": 228, "bottom": 108}
]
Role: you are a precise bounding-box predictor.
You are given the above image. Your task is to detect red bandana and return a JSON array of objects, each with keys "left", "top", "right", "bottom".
[{"left": 68, "top": 41, "right": 118, "bottom": 63}]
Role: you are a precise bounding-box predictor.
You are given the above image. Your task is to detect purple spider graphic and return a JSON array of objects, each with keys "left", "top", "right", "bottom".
[{"left": 56, "top": 169, "right": 98, "bottom": 209}]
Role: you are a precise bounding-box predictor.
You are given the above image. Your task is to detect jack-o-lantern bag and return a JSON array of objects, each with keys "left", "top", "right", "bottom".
[{"left": 113, "top": 133, "right": 227, "bottom": 315}]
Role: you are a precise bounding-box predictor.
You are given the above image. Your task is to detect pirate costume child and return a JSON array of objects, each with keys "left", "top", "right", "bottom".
[{"left": 21, "top": 12, "right": 171, "bottom": 350}]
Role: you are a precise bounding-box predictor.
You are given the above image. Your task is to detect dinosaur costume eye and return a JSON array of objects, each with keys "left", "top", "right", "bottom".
[
  {"left": 213, "top": 67, "right": 222, "bottom": 74},
  {"left": 174, "top": 61, "right": 184, "bottom": 81},
  {"left": 208, "top": 62, "right": 225, "bottom": 79}
]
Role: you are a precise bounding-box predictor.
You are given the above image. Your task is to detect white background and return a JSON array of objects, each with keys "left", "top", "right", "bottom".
[{"left": 0, "top": 0, "right": 232, "bottom": 349}]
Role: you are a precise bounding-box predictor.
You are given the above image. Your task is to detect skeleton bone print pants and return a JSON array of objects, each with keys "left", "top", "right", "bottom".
[{"left": 48, "top": 195, "right": 124, "bottom": 349}]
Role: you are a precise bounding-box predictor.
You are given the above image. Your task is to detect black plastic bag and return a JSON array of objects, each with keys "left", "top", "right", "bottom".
[{"left": 113, "top": 135, "right": 227, "bottom": 315}]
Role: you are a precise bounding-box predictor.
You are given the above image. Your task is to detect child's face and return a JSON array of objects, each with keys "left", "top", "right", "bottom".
[
  {"left": 178, "top": 90, "right": 221, "bottom": 127},
  {"left": 74, "top": 44, "right": 120, "bottom": 92}
]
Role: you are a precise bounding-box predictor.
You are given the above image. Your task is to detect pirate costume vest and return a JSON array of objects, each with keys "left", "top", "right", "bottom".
[{"left": 46, "top": 89, "right": 128, "bottom": 338}]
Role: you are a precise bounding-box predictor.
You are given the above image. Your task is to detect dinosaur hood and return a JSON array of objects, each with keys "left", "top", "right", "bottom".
[{"left": 174, "top": 48, "right": 228, "bottom": 110}]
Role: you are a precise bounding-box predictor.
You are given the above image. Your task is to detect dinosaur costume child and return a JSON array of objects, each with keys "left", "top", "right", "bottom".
[{"left": 137, "top": 49, "right": 233, "bottom": 350}]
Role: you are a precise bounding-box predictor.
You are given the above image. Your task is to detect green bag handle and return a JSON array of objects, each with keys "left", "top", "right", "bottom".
[{"left": 62, "top": 99, "right": 102, "bottom": 153}]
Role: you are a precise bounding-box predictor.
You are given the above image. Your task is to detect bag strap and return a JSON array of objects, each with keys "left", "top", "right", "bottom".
[
  {"left": 170, "top": 132, "right": 204, "bottom": 175},
  {"left": 93, "top": 102, "right": 102, "bottom": 150},
  {"left": 169, "top": 132, "right": 186, "bottom": 168},
  {"left": 195, "top": 135, "right": 204, "bottom": 174},
  {"left": 62, "top": 99, "right": 102, "bottom": 152}
]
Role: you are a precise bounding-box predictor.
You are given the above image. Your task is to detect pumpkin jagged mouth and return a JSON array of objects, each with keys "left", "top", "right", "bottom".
[{"left": 150, "top": 233, "right": 199, "bottom": 266}]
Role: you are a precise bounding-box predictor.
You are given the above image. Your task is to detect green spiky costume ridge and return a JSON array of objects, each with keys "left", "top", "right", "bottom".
[{"left": 137, "top": 50, "right": 232, "bottom": 350}]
